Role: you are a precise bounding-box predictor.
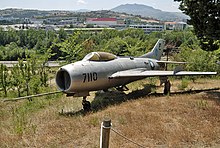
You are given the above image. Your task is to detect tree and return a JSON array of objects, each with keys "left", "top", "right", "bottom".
[
  {"left": 11, "top": 64, "right": 24, "bottom": 97},
  {"left": 175, "top": 0, "right": 220, "bottom": 51},
  {"left": 0, "top": 64, "right": 10, "bottom": 96},
  {"left": 57, "top": 32, "right": 83, "bottom": 63},
  {"left": 174, "top": 47, "right": 219, "bottom": 73},
  {"left": 37, "top": 48, "right": 55, "bottom": 87},
  {"left": 104, "top": 36, "right": 129, "bottom": 56},
  {"left": 58, "top": 28, "right": 68, "bottom": 41}
]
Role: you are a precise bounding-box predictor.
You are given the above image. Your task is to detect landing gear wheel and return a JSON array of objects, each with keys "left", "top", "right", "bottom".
[
  {"left": 164, "top": 79, "right": 171, "bottom": 95},
  {"left": 82, "top": 96, "right": 91, "bottom": 112}
]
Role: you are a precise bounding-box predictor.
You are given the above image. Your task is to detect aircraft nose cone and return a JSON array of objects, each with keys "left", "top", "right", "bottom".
[{"left": 56, "top": 68, "right": 71, "bottom": 91}]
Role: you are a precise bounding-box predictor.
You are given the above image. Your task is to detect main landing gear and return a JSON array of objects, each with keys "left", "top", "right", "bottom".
[
  {"left": 82, "top": 96, "right": 91, "bottom": 112},
  {"left": 164, "top": 79, "right": 171, "bottom": 95},
  {"left": 160, "top": 76, "right": 171, "bottom": 95}
]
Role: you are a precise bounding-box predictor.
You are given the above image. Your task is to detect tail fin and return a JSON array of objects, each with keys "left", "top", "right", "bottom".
[{"left": 140, "top": 39, "right": 165, "bottom": 60}]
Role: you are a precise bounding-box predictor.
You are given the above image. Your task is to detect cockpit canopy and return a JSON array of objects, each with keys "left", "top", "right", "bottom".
[{"left": 83, "top": 52, "right": 117, "bottom": 61}]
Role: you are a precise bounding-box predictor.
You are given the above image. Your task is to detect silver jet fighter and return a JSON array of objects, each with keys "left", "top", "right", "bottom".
[
  {"left": 55, "top": 39, "right": 217, "bottom": 110},
  {"left": 3, "top": 39, "right": 217, "bottom": 111}
]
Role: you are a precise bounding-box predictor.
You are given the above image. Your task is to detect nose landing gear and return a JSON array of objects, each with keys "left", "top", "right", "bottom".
[{"left": 82, "top": 96, "right": 91, "bottom": 112}]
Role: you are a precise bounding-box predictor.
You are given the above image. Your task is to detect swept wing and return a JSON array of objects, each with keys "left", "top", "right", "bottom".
[{"left": 109, "top": 68, "right": 217, "bottom": 78}]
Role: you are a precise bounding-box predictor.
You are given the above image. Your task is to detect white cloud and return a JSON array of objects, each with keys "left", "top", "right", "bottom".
[{"left": 77, "top": 0, "right": 87, "bottom": 5}]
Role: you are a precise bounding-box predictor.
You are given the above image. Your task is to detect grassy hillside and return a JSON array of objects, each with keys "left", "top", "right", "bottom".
[{"left": 0, "top": 78, "right": 220, "bottom": 147}]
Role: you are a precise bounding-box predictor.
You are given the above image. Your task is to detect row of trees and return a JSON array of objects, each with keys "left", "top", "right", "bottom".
[
  {"left": 0, "top": 28, "right": 152, "bottom": 61},
  {"left": 1, "top": 27, "right": 219, "bottom": 61},
  {"left": 0, "top": 28, "right": 67, "bottom": 60},
  {"left": 0, "top": 52, "right": 53, "bottom": 97},
  {"left": 0, "top": 28, "right": 67, "bottom": 48}
]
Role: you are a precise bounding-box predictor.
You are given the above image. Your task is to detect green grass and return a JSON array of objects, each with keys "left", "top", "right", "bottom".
[{"left": 178, "top": 78, "right": 189, "bottom": 90}]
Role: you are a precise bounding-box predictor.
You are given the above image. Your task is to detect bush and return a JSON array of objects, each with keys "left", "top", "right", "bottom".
[{"left": 178, "top": 78, "right": 189, "bottom": 90}]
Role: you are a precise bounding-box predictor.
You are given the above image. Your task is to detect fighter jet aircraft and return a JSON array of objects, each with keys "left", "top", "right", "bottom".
[
  {"left": 54, "top": 39, "right": 216, "bottom": 109},
  {"left": 3, "top": 39, "right": 217, "bottom": 111}
]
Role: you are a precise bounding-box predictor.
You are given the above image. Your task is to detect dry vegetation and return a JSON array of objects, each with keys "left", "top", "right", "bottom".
[{"left": 0, "top": 78, "right": 220, "bottom": 147}]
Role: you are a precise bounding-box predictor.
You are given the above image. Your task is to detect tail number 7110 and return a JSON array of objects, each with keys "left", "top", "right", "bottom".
[{"left": 83, "top": 72, "right": 98, "bottom": 83}]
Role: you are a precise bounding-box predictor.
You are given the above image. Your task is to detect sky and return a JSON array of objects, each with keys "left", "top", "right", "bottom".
[{"left": 0, "top": 0, "right": 181, "bottom": 12}]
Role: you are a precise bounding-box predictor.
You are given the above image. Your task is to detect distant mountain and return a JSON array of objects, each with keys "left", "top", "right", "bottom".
[
  {"left": 111, "top": 4, "right": 189, "bottom": 21},
  {"left": 0, "top": 8, "right": 52, "bottom": 18}
]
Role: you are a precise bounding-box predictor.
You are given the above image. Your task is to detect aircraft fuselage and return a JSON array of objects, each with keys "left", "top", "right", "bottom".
[{"left": 56, "top": 57, "right": 160, "bottom": 96}]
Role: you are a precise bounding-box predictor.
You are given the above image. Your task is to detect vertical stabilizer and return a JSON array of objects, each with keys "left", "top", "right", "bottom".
[{"left": 140, "top": 39, "right": 165, "bottom": 60}]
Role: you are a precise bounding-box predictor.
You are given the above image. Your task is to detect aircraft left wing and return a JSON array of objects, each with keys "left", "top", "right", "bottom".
[
  {"left": 156, "top": 61, "right": 187, "bottom": 64},
  {"left": 109, "top": 68, "right": 217, "bottom": 78}
]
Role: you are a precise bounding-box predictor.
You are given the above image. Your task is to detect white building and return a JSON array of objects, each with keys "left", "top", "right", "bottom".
[
  {"left": 164, "top": 22, "right": 187, "bottom": 31},
  {"left": 86, "top": 18, "right": 117, "bottom": 26},
  {"left": 129, "top": 24, "right": 164, "bottom": 33}
]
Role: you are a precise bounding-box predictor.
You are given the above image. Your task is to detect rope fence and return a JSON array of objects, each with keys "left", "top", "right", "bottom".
[
  {"left": 100, "top": 119, "right": 148, "bottom": 148},
  {"left": 111, "top": 127, "right": 147, "bottom": 148}
]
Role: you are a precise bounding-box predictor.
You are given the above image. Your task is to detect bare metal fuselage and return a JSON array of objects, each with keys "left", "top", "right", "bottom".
[{"left": 56, "top": 57, "right": 160, "bottom": 96}]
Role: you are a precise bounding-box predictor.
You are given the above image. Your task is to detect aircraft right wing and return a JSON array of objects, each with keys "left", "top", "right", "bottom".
[{"left": 109, "top": 68, "right": 217, "bottom": 78}]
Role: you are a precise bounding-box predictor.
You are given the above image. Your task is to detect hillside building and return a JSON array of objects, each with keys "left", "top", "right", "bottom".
[
  {"left": 129, "top": 24, "right": 164, "bottom": 33},
  {"left": 140, "top": 19, "right": 160, "bottom": 24},
  {"left": 164, "top": 22, "right": 187, "bottom": 31},
  {"left": 86, "top": 18, "right": 118, "bottom": 27},
  {"left": 43, "top": 17, "right": 78, "bottom": 25}
]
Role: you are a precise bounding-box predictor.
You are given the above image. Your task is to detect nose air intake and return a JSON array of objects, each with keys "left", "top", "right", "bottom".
[{"left": 56, "top": 69, "right": 71, "bottom": 91}]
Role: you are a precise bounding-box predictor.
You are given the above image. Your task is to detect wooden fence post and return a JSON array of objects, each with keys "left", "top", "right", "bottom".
[{"left": 100, "top": 119, "right": 111, "bottom": 148}]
